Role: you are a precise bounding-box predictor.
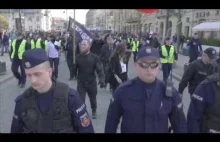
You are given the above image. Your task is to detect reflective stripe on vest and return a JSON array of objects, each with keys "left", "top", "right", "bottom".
[
  {"left": 11, "top": 39, "right": 26, "bottom": 60},
  {"left": 132, "top": 40, "right": 139, "bottom": 52},
  {"left": 44, "top": 40, "right": 48, "bottom": 52},
  {"left": 31, "top": 39, "right": 41, "bottom": 49},
  {"left": 127, "top": 38, "right": 130, "bottom": 43},
  {"left": 160, "top": 45, "right": 175, "bottom": 63},
  {"left": 59, "top": 40, "right": 62, "bottom": 47}
]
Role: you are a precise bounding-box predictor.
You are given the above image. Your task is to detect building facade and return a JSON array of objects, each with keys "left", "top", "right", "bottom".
[
  {"left": 86, "top": 10, "right": 97, "bottom": 28},
  {"left": 51, "top": 17, "right": 67, "bottom": 31},
  {"left": 88, "top": 9, "right": 220, "bottom": 39},
  {"left": 0, "top": 9, "right": 52, "bottom": 32}
]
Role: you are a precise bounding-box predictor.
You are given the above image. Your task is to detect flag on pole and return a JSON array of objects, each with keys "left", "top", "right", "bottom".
[
  {"left": 68, "top": 16, "right": 94, "bottom": 43},
  {"left": 136, "top": 9, "right": 158, "bottom": 14}
]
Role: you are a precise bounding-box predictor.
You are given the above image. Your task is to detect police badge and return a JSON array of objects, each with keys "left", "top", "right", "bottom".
[
  {"left": 146, "top": 48, "right": 152, "bottom": 54},
  {"left": 212, "top": 50, "right": 216, "bottom": 55},
  {"left": 25, "top": 62, "right": 31, "bottom": 68},
  {"left": 80, "top": 112, "right": 90, "bottom": 127}
]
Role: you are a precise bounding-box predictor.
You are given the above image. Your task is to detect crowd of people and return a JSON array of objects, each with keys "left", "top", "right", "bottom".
[{"left": 4, "top": 28, "right": 220, "bottom": 133}]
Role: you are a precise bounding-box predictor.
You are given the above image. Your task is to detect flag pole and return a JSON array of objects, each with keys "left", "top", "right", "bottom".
[{"left": 73, "top": 9, "right": 76, "bottom": 64}]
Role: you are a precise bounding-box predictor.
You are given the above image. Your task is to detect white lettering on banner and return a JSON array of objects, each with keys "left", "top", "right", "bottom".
[
  {"left": 76, "top": 104, "right": 85, "bottom": 113},
  {"left": 72, "top": 24, "right": 93, "bottom": 43},
  {"left": 192, "top": 94, "right": 203, "bottom": 101}
]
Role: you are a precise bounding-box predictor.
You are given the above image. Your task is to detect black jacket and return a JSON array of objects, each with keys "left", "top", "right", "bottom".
[{"left": 178, "top": 59, "right": 218, "bottom": 95}]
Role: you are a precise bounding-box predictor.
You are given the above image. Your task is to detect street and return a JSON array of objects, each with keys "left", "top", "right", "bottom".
[{"left": 0, "top": 54, "right": 190, "bottom": 133}]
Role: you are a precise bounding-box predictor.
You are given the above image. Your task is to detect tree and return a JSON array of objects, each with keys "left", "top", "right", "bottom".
[{"left": 0, "top": 15, "right": 9, "bottom": 31}]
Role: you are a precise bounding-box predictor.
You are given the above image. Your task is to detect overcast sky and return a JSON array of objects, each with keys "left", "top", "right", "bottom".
[{"left": 50, "top": 9, "right": 89, "bottom": 25}]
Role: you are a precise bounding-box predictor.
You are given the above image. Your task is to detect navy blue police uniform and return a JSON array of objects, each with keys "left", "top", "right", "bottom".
[
  {"left": 179, "top": 47, "right": 218, "bottom": 97},
  {"left": 11, "top": 48, "right": 94, "bottom": 133},
  {"left": 104, "top": 47, "right": 187, "bottom": 133},
  {"left": 187, "top": 33, "right": 202, "bottom": 63},
  {"left": 187, "top": 73, "right": 220, "bottom": 133},
  {"left": 217, "top": 58, "right": 220, "bottom": 66}
]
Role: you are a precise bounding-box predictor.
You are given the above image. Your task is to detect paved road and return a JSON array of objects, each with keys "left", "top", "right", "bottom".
[{"left": 0, "top": 54, "right": 190, "bottom": 133}]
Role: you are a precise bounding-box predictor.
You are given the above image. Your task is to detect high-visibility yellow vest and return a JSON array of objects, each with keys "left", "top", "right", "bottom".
[
  {"left": 160, "top": 45, "right": 175, "bottom": 63},
  {"left": 44, "top": 40, "right": 48, "bottom": 52},
  {"left": 11, "top": 39, "right": 26, "bottom": 60},
  {"left": 127, "top": 38, "right": 130, "bottom": 44},
  {"left": 31, "top": 39, "right": 41, "bottom": 49},
  {"left": 132, "top": 40, "right": 139, "bottom": 52},
  {"left": 58, "top": 40, "right": 62, "bottom": 47}
]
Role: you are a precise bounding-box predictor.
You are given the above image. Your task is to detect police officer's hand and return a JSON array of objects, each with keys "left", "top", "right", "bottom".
[{"left": 99, "top": 81, "right": 106, "bottom": 88}]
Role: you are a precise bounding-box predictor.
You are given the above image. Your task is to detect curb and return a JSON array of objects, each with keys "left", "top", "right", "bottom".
[{"left": 0, "top": 60, "right": 67, "bottom": 85}]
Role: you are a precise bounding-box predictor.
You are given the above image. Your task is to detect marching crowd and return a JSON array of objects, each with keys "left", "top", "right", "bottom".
[{"left": 3, "top": 29, "right": 220, "bottom": 133}]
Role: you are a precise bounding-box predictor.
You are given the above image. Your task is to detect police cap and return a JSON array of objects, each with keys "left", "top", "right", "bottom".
[
  {"left": 136, "top": 47, "right": 160, "bottom": 62},
  {"left": 22, "top": 48, "right": 49, "bottom": 69},
  {"left": 204, "top": 47, "right": 217, "bottom": 59}
]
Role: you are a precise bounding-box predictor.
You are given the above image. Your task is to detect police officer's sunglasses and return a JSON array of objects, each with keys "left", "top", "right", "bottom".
[{"left": 138, "top": 62, "right": 159, "bottom": 69}]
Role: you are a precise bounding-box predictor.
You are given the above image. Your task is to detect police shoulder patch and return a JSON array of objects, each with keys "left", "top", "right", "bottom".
[{"left": 80, "top": 112, "right": 90, "bottom": 127}]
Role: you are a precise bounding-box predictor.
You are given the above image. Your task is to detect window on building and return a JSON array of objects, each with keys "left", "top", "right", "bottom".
[
  {"left": 186, "top": 17, "right": 190, "bottom": 23},
  {"left": 37, "top": 25, "right": 40, "bottom": 29},
  {"left": 29, "top": 26, "right": 32, "bottom": 30},
  {"left": 36, "top": 16, "right": 40, "bottom": 21},
  {"left": 28, "top": 17, "right": 32, "bottom": 22}
]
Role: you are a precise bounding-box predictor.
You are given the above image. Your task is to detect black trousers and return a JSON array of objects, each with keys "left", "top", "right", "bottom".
[
  {"left": 112, "top": 72, "right": 128, "bottom": 92},
  {"left": 133, "top": 51, "right": 137, "bottom": 62},
  {"left": 11, "top": 59, "right": 26, "bottom": 84},
  {"left": 77, "top": 81, "right": 98, "bottom": 112},
  {"left": 49, "top": 57, "right": 59, "bottom": 78},
  {"left": 162, "top": 63, "right": 172, "bottom": 81},
  {"left": 66, "top": 56, "right": 74, "bottom": 78}
]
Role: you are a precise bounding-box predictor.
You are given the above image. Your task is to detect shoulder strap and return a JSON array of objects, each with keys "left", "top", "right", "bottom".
[{"left": 54, "top": 81, "right": 69, "bottom": 100}]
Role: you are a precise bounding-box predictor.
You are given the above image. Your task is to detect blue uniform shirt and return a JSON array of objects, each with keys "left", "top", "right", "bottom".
[
  {"left": 105, "top": 78, "right": 187, "bottom": 133},
  {"left": 11, "top": 88, "right": 94, "bottom": 133},
  {"left": 187, "top": 80, "right": 216, "bottom": 133}
]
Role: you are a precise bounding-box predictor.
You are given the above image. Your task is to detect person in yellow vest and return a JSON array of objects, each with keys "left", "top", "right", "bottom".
[
  {"left": 10, "top": 32, "right": 29, "bottom": 88},
  {"left": 44, "top": 35, "right": 49, "bottom": 53},
  {"left": 159, "top": 37, "right": 178, "bottom": 83},
  {"left": 131, "top": 37, "right": 140, "bottom": 62},
  {"left": 30, "top": 33, "right": 45, "bottom": 50}
]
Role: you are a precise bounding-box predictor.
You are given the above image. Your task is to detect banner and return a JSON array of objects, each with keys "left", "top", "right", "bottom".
[{"left": 68, "top": 16, "right": 93, "bottom": 43}]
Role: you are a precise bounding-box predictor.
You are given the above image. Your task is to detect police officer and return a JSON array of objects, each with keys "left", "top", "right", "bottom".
[
  {"left": 159, "top": 37, "right": 178, "bottom": 83},
  {"left": 188, "top": 33, "right": 202, "bottom": 63},
  {"left": 178, "top": 47, "right": 218, "bottom": 97},
  {"left": 75, "top": 40, "right": 106, "bottom": 119},
  {"left": 10, "top": 32, "right": 29, "bottom": 88},
  {"left": 105, "top": 47, "right": 187, "bottom": 133},
  {"left": 11, "top": 48, "right": 94, "bottom": 133},
  {"left": 31, "top": 33, "right": 45, "bottom": 50},
  {"left": 187, "top": 71, "right": 220, "bottom": 133}
]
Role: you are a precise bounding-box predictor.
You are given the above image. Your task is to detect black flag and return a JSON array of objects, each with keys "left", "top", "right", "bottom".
[{"left": 68, "top": 16, "right": 94, "bottom": 43}]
